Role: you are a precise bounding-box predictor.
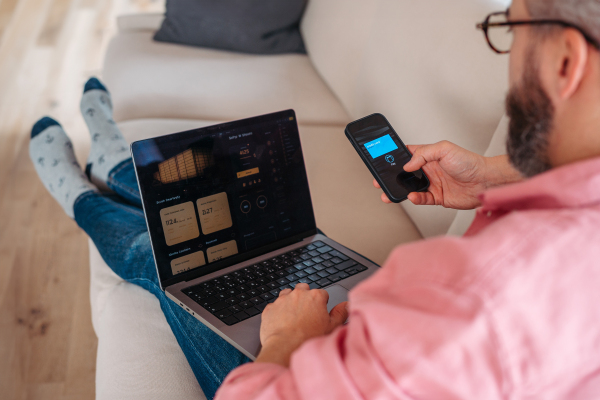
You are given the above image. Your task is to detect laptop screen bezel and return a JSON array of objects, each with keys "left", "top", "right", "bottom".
[{"left": 130, "top": 109, "right": 318, "bottom": 290}]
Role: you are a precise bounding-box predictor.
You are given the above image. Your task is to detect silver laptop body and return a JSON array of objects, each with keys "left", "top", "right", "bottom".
[{"left": 131, "top": 110, "right": 379, "bottom": 359}]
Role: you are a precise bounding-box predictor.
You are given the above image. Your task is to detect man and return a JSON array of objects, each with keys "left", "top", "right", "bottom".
[{"left": 215, "top": 0, "right": 600, "bottom": 398}]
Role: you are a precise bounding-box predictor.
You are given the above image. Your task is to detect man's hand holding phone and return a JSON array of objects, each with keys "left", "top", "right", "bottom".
[{"left": 374, "top": 141, "right": 523, "bottom": 210}]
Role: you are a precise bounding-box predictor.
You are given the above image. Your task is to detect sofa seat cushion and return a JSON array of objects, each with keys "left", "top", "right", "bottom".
[
  {"left": 103, "top": 31, "right": 349, "bottom": 125},
  {"left": 90, "top": 243, "right": 207, "bottom": 400}
]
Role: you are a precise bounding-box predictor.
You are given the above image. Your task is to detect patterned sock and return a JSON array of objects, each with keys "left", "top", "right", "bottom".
[
  {"left": 29, "top": 117, "right": 97, "bottom": 218},
  {"left": 80, "top": 77, "right": 130, "bottom": 191}
]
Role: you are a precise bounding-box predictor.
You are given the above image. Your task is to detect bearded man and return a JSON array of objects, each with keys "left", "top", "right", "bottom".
[{"left": 215, "top": 0, "right": 600, "bottom": 398}]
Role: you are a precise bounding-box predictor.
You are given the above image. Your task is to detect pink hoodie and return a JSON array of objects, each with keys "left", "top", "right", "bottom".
[{"left": 216, "top": 157, "right": 600, "bottom": 400}]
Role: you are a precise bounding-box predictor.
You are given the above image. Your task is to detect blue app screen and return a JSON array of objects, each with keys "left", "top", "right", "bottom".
[{"left": 364, "top": 134, "right": 399, "bottom": 159}]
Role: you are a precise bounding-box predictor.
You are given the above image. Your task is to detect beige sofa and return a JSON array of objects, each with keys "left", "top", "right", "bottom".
[{"left": 90, "top": 1, "right": 509, "bottom": 398}]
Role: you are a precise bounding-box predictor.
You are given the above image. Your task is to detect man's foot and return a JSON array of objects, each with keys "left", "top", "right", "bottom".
[
  {"left": 29, "top": 117, "right": 97, "bottom": 218},
  {"left": 80, "top": 77, "right": 130, "bottom": 191}
]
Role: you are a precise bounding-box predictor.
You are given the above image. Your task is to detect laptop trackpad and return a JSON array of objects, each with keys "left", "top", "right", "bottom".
[{"left": 325, "top": 285, "right": 349, "bottom": 313}]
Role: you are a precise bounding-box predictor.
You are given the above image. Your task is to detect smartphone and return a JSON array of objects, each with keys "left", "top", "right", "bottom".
[{"left": 345, "top": 113, "right": 430, "bottom": 203}]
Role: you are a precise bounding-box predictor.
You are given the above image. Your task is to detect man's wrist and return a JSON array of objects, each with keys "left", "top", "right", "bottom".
[
  {"left": 255, "top": 335, "right": 304, "bottom": 367},
  {"left": 483, "top": 155, "right": 523, "bottom": 189}
]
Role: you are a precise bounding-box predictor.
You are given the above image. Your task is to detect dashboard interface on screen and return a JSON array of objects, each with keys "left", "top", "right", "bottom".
[{"left": 131, "top": 111, "right": 316, "bottom": 282}]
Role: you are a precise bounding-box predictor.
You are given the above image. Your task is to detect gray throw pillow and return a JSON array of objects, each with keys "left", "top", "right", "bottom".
[{"left": 154, "top": 0, "right": 308, "bottom": 54}]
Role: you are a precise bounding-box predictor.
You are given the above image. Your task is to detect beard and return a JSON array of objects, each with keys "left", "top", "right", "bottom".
[{"left": 505, "top": 52, "right": 554, "bottom": 178}]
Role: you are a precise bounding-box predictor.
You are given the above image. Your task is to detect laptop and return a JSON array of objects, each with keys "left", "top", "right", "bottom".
[{"left": 131, "top": 109, "right": 379, "bottom": 359}]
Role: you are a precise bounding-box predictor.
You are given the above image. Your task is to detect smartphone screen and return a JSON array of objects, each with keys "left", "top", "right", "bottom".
[{"left": 345, "top": 114, "right": 429, "bottom": 202}]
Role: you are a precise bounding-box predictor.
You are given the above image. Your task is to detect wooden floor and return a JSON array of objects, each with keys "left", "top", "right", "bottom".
[{"left": 0, "top": 0, "right": 163, "bottom": 398}]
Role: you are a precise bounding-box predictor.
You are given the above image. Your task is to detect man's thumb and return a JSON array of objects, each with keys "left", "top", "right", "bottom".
[
  {"left": 329, "top": 301, "right": 349, "bottom": 328},
  {"left": 404, "top": 142, "right": 448, "bottom": 172},
  {"left": 404, "top": 150, "right": 427, "bottom": 172}
]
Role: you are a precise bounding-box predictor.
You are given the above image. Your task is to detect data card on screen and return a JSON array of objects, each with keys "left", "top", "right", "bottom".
[
  {"left": 207, "top": 240, "right": 239, "bottom": 262},
  {"left": 197, "top": 192, "right": 233, "bottom": 235},
  {"left": 160, "top": 202, "right": 200, "bottom": 246},
  {"left": 364, "top": 134, "right": 399, "bottom": 159},
  {"left": 170, "top": 251, "right": 206, "bottom": 275}
]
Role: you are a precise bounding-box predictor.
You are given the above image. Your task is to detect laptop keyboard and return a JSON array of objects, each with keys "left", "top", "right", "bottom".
[{"left": 182, "top": 241, "right": 367, "bottom": 326}]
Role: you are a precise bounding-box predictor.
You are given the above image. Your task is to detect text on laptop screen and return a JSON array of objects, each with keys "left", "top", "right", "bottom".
[{"left": 131, "top": 111, "right": 316, "bottom": 281}]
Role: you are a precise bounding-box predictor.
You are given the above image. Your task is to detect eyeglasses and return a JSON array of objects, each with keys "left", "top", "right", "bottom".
[{"left": 476, "top": 10, "right": 600, "bottom": 54}]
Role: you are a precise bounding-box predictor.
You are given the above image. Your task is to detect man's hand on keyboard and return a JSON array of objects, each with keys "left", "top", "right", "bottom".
[
  {"left": 255, "top": 283, "right": 348, "bottom": 367},
  {"left": 374, "top": 140, "right": 522, "bottom": 210}
]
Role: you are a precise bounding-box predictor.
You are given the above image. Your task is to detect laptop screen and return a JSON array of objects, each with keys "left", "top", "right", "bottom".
[{"left": 131, "top": 110, "right": 316, "bottom": 287}]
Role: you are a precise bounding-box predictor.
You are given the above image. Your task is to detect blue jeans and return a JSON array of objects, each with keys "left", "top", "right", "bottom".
[{"left": 74, "top": 159, "right": 250, "bottom": 399}]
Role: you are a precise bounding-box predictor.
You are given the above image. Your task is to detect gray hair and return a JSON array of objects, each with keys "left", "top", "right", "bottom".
[{"left": 525, "top": 0, "right": 600, "bottom": 45}]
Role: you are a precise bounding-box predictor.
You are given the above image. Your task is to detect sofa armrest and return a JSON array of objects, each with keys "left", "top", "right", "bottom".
[{"left": 117, "top": 13, "right": 164, "bottom": 33}]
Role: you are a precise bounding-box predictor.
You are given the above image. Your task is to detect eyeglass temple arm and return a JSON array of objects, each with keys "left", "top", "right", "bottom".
[{"left": 476, "top": 19, "right": 600, "bottom": 50}]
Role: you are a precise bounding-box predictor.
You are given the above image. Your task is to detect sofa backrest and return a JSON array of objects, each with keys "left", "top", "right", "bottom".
[{"left": 301, "top": 0, "right": 511, "bottom": 237}]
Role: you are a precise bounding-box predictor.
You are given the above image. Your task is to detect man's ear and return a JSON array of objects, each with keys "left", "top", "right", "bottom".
[{"left": 551, "top": 28, "right": 589, "bottom": 100}]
